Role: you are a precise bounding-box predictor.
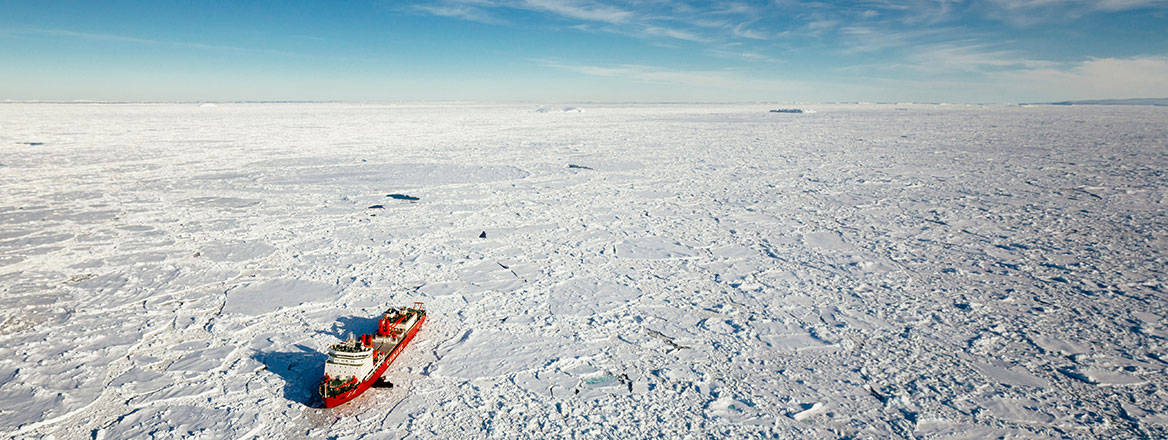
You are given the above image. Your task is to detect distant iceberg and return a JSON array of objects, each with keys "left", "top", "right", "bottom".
[
  {"left": 534, "top": 105, "right": 583, "bottom": 113},
  {"left": 1045, "top": 98, "right": 1168, "bottom": 106}
]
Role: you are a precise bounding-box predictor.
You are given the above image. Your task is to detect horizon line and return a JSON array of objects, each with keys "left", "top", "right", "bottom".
[{"left": 5, "top": 98, "right": 1165, "bottom": 106}]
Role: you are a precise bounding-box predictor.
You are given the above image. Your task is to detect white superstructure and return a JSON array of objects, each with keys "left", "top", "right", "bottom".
[{"left": 324, "top": 335, "right": 374, "bottom": 380}]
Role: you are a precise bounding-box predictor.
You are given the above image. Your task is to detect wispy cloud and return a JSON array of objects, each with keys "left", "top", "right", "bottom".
[
  {"left": 413, "top": 0, "right": 1168, "bottom": 101},
  {"left": 1094, "top": 0, "right": 1168, "bottom": 11},
  {"left": 989, "top": 0, "right": 1166, "bottom": 11},
  {"left": 706, "top": 48, "right": 779, "bottom": 63},
  {"left": 14, "top": 28, "right": 234, "bottom": 50},
  {"left": 837, "top": 26, "right": 947, "bottom": 54},
  {"left": 8, "top": 28, "right": 311, "bottom": 57},
  {"left": 731, "top": 23, "right": 770, "bottom": 40},
  {"left": 413, "top": 4, "right": 504, "bottom": 24},
  {"left": 2, "top": 27, "right": 346, "bottom": 62},
  {"left": 640, "top": 25, "right": 709, "bottom": 43},
  {"left": 824, "top": 0, "right": 1163, "bottom": 26},
  {"left": 520, "top": 0, "right": 633, "bottom": 23},
  {"left": 1001, "top": 55, "right": 1168, "bottom": 99},
  {"left": 414, "top": 0, "right": 634, "bottom": 25},
  {"left": 538, "top": 58, "right": 828, "bottom": 98},
  {"left": 542, "top": 60, "right": 737, "bottom": 88},
  {"left": 411, "top": 0, "right": 764, "bottom": 45},
  {"left": 710, "top": 3, "right": 757, "bottom": 16},
  {"left": 837, "top": 40, "right": 1057, "bottom": 76},
  {"left": 839, "top": 51, "right": 1168, "bottom": 101},
  {"left": 903, "top": 42, "right": 1055, "bottom": 72},
  {"left": 829, "top": 0, "right": 966, "bottom": 25},
  {"left": 981, "top": 0, "right": 1168, "bottom": 24}
]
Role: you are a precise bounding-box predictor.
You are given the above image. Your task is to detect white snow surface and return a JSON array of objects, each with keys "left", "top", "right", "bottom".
[{"left": 1, "top": 102, "right": 1167, "bottom": 438}]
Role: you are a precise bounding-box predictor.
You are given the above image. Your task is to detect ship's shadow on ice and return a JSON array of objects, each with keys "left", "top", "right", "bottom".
[
  {"left": 254, "top": 344, "right": 327, "bottom": 408},
  {"left": 324, "top": 316, "right": 380, "bottom": 339}
]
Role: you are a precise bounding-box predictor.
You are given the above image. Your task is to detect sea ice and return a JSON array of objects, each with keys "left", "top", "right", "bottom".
[{"left": 1, "top": 102, "right": 1165, "bottom": 438}]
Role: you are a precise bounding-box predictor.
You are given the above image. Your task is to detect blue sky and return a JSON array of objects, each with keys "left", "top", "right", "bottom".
[{"left": 1, "top": 0, "right": 1166, "bottom": 102}]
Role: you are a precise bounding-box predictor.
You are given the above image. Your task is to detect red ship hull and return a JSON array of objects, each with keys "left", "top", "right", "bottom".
[{"left": 322, "top": 314, "right": 425, "bottom": 408}]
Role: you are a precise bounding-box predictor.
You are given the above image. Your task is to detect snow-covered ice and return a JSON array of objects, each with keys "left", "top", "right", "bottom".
[{"left": 1, "top": 102, "right": 1166, "bottom": 438}]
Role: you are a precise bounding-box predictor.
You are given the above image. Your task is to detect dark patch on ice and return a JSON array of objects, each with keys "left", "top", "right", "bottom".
[
  {"left": 66, "top": 273, "right": 98, "bottom": 283},
  {"left": 954, "top": 302, "right": 970, "bottom": 310},
  {"left": 20, "top": 142, "right": 44, "bottom": 146},
  {"left": 1041, "top": 262, "right": 1069, "bottom": 271},
  {"left": 760, "top": 246, "right": 782, "bottom": 260},
  {"left": 866, "top": 384, "right": 890, "bottom": 404},
  {"left": 367, "top": 204, "right": 384, "bottom": 209},
  {"left": 899, "top": 409, "right": 919, "bottom": 424},
  {"left": 373, "top": 377, "right": 394, "bottom": 388},
  {"left": 646, "top": 328, "right": 690, "bottom": 351},
  {"left": 253, "top": 345, "right": 327, "bottom": 407},
  {"left": 386, "top": 194, "right": 419, "bottom": 201},
  {"left": 769, "top": 109, "right": 804, "bottom": 114},
  {"left": 328, "top": 315, "right": 380, "bottom": 339},
  {"left": 567, "top": 164, "right": 593, "bottom": 170},
  {"left": 996, "top": 262, "right": 1020, "bottom": 271},
  {"left": 479, "top": 231, "right": 487, "bottom": 238},
  {"left": 1058, "top": 367, "right": 1095, "bottom": 384},
  {"left": 1072, "top": 188, "right": 1103, "bottom": 200},
  {"left": 941, "top": 268, "right": 957, "bottom": 273}
]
